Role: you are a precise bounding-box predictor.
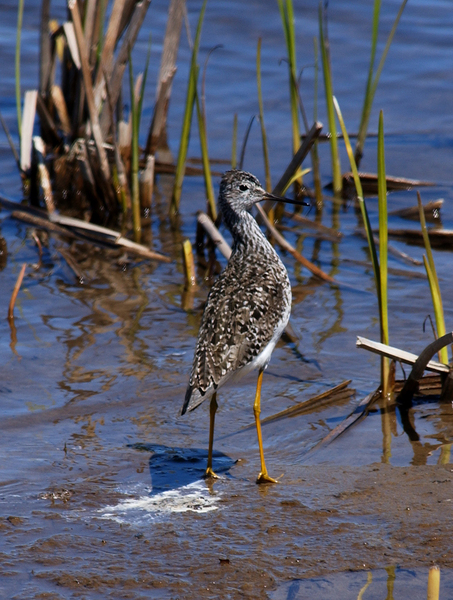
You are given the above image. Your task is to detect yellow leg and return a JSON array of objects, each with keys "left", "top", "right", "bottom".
[
  {"left": 254, "top": 369, "right": 277, "bottom": 484},
  {"left": 204, "top": 393, "right": 219, "bottom": 479}
]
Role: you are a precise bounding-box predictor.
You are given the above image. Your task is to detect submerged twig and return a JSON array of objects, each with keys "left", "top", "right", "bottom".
[
  {"left": 0, "top": 109, "right": 20, "bottom": 172},
  {"left": 306, "top": 387, "right": 381, "bottom": 455},
  {"left": 8, "top": 263, "right": 27, "bottom": 321},
  {"left": 261, "top": 380, "right": 354, "bottom": 425},
  {"left": 57, "top": 247, "right": 85, "bottom": 283}
]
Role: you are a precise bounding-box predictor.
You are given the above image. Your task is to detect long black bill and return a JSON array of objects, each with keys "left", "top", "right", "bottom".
[{"left": 261, "top": 190, "right": 311, "bottom": 208}]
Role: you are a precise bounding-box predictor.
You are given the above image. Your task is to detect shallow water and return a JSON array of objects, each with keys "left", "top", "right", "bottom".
[{"left": 1, "top": 0, "right": 453, "bottom": 598}]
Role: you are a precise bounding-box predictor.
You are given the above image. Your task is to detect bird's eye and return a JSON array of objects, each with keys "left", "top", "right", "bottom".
[{"left": 239, "top": 184, "right": 248, "bottom": 192}]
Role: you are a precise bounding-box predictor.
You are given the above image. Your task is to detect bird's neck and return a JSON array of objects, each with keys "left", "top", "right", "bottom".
[{"left": 226, "top": 209, "right": 273, "bottom": 256}]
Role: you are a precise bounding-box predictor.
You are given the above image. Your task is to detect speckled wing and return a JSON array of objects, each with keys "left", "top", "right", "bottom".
[{"left": 181, "top": 254, "right": 289, "bottom": 415}]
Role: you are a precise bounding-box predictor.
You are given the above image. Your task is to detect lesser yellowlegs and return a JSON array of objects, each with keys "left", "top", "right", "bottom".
[{"left": 181, "top": 169, "right": 307, "bottom": 483}]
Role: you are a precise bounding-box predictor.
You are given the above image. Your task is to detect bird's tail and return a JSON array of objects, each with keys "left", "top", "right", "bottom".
[{"left": 180, "top": 386, "right": 210, "bottom": 416}]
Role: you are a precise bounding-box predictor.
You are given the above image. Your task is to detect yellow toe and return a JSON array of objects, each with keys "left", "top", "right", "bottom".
[
  {"left": 204, "top": 467, "right": 220, "bottom": 480},
  {"left": 256, "top": 471, "right": 278, "bottom": 484}
]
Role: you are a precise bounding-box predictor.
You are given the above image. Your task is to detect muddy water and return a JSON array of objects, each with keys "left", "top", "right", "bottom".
[{"left": 2, "top": 0, "right": 453, "bottom": 598}]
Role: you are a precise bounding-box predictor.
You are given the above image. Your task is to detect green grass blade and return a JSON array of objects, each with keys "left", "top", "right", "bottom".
[
  {"left": 355, "top": 0, "right": 408, "bottom": 162},
  {"left": 377, "top": 110, "right": 389, "bottom": 392},
  {"left": 355, "top": 0, "right": 381, "bottom": 164},
  {"left": 171, "top": 0, "right": 208, "bottom": 214},
  {"left": 312, "top": 35, "right": 322, "bottom": 203},
  {"left": 418, "top": 192, "right": 448, "bottom": 364},
  {"left": 15, "top": 0, "right": 24, "bottom": 137},
  {"left": 195, "top": 90, "right": 216, "bottom": 221},
  {"left": 278, "top": 0, "right": 300, "bottom": 157},
  {"left": 319, "top": 3, "right": 342, "bottom": 194},
  {"left": 256, "top": 38, "right": 271, "bottom": 191},
  {"left": 137, "top": 34, "right": 152, "bottom": 127},
  {"left": 334, "top": 96, "right": 381, "bottom": 304}
]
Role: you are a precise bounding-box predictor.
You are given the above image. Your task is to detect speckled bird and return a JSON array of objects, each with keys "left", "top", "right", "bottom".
[{"left": 181, "top": 169, "right": 305, "bottom": 483}]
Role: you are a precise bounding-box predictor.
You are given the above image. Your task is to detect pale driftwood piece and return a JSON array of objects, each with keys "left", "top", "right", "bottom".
[
  {"left": 99, "top": 0, "right": 152, "bottom": 136},
  {"left": 20, "top": 90, "right": 38, "bottom": 172},
  {"left": 397, "top": 332, "right": 453, "bottom": 407},
  {"left": 356, "top": 336, "right": 450, "bottom": 374},
  {"left": 68, "top": 0, "right": 111, "bottom": 183},
  {"left": 33, "top": 136, "right": 55, "bottom": 213},
  {"left": 10, "top": 209, "right": 170, "bottom": 262},
  {"left": 196, "top": 211, "right": 232, "bottom": 260},
  {"left": 93, "top": 0, "right": 128, "bottom": 108},
  {"left": 49, "top": 214, "right": 171, "bottom": 262},
  {"left": 62, "top": 22, "right": 81, "bottom": 69},
  {"left": 255, "top": 203, "right": 338, "bottom": 284},
  {"left": 145, "top": 0, "right": 185, "bottom": 156},
  {"left": 114, "top": 236, "right": 171, "bottom": 262}
]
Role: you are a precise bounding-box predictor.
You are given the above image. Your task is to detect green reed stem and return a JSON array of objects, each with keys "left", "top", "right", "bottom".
[
  {"left": 312, "top": 35, "right": 322, "bottom": 204},
  {"left": 95, "top": 0, "right": 107, "bottom": 69},
  {"left": 256, "top": 38, "right": 271, "bottom": 191},
  {"left": 377, "top": 110, "right": 389, "bottom": 394},
  {"left": 355, "top": 0, "right": 408, "bottom": 164},
  {"left": 129, "top": 37, "right": 151, "bottom": 242},
  {"left": 195, "top": 91, "right": 216, "bottom": 221},
  {"left": 334, "top": 97, "right": 382, "bottom": 325},
  {"left": 319, "top": 3, "right": 342, "bottom": 195},
  {"left": 277, "top": 0, "right": 300, "bottom": 157},
  {"left": 15, "top": 0, "right": 24, "bottom": 137},
  {"left": 418, "top": 191, "right": 448, "bottom": 364},
  {"left": 171, "top": 0, "right": 208, "bottom": 214}
]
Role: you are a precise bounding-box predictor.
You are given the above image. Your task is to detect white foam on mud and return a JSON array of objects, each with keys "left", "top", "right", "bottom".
[{"left": 98, "top": 480, "right": 219, "bottom": 526}]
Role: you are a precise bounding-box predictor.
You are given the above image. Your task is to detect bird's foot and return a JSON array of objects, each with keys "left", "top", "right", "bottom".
[
  {"left": 256, "top": 471, "right": 278, "bottom": 484},
  {"left": 204, "top": 467, "right": 220, "bottom": 480}
]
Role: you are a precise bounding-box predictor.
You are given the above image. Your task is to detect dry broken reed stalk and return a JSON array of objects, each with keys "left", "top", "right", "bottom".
[{"left": 17, "top": 0, "right": 185, "bottom": 242}]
